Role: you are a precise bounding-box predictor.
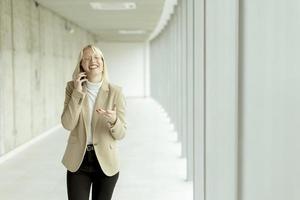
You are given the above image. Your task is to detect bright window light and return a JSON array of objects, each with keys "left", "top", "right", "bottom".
[
  {"left": 89, "top": 2, "right": 136, "bottom": 10},
  {"left": 118, "top": 30, "right": 146, "bottom": 34}
]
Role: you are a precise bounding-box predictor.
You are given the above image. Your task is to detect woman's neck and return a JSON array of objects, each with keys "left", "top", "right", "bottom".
[{"left": 88, "top": 74, "right": 103, "bottom": 83}]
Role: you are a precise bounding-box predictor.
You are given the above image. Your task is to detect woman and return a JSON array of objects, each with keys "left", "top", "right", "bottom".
[{"left": 60, "top": 44, "right": 127, "bottom": 200}]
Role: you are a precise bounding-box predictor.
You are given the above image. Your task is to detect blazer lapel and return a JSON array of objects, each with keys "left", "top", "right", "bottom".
[
  {"left": 82, "top": 79, "right": 110, "bottom": 138},
  {"left": 81, "top": 84, "right": 90, "bottom": 140}
]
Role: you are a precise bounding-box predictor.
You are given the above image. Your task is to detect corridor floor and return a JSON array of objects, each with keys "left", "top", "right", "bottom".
[{"left": 0, "top": 97, "right": 192, "bottom": 200}]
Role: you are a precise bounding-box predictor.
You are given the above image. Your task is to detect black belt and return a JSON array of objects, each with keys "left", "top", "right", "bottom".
[{"left": 86, "top": 144, "right": 94, "bottom": 151}]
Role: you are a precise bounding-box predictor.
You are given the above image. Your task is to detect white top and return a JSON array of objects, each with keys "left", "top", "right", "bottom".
[{"left": 85, "top": 79, "right": 103, "bottom": 145}]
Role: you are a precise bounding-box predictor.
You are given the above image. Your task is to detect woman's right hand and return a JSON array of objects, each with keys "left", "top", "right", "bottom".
[{"left": 74, "top": 72, "right": 87, "bottom": 92}]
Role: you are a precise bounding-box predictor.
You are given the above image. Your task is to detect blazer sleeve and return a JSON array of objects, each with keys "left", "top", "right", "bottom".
[
  {"left": 61, "top": 81, "right": 86, "bottom": 131},
  {"left": 109, "top": 88, "right": 127, "bottom": 140}
]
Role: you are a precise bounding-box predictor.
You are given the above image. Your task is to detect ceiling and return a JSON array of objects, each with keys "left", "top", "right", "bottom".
[{"left": 35, "top": 0, "right": 165, "bottom": 42}]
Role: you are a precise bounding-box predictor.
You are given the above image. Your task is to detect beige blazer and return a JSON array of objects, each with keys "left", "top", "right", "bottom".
[{"left": 60, "top": 79, "right": 127, "bottom": 176}]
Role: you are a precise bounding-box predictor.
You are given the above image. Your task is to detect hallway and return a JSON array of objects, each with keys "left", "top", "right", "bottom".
[
  {"left": 1, "top": 0, "right": 300, "bottom": 199},
  {"left": 0, "top": 97, "right": 192, "bottom": 200}
]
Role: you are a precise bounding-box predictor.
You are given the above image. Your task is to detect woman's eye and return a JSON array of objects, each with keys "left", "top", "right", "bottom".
[{"left": 82, "top": 56, "right": 100, "bottom": 61}]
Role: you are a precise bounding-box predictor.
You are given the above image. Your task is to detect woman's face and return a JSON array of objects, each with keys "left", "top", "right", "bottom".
[{"left": 81, "top": 47, "right": 104, "bottom": 77}]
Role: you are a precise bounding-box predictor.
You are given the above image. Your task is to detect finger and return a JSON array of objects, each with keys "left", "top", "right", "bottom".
[
  {"left": 76, "top": 74, "right": 87, "bottom": 82},
  {"left": 98, "top": 108, "right": 107, "bottom": 113},
  {"left": 96, "top": 109, "right": 105, "bottom": 114},
  {"left": 77, "top": 72, "right": 86, "bottom": 78},
  {"left": 80, "top": 71, "right": 86, "bottom": 74},
  {"left": 96, "top": 108, "right": 106, "bottom": 114},
  {"left": 103, "top": 115, "right": 111, "bottom": 121},
  {"left": 103, "top": 112, "right": 111, "bottom": 118},
  {"left": 79, "top": 78, "right": 88, "bottom": 84},
  {"left": 106, "top": 109, "right": 113, "bottom": 114}
]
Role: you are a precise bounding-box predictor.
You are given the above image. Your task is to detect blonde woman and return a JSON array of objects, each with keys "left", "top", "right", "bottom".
[{"left": 60, "top": 44, "right": 127, "bottom": 200}]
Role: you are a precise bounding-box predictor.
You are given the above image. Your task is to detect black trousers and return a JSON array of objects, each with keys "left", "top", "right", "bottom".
[{"left": 66, "top": 145, "right": 119, "bottom": 200}]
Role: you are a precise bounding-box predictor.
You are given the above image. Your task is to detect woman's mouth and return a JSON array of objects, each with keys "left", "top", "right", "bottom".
[{"left": 89, "top": 65, "right": 98, "bottom": 69}]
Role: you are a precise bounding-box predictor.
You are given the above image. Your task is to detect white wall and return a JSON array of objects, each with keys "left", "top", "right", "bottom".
[
  {"left": 96, "top": 41, "right": 149, "bottom": 98},
  {"left": 205, "top": 0, "right": 239, "bottom": 200},
  {"left": 241, "top": 1, "right": 300, "bottom": 199},
  {"left": 150, "top": 0, "right": 300, "bottom": 200}
]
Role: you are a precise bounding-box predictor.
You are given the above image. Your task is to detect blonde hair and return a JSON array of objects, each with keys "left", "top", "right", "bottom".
[{"left": 72, "top": 44, "right": 109, "bottom": 82}]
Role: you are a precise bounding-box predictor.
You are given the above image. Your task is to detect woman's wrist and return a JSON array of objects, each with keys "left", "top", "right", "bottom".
[{"left": 109, "top": 117, "right": 117, "bottom": 126}]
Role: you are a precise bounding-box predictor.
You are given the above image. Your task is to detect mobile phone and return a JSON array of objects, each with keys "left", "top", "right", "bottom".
[{"left": 80, "top": 65, "right": 85, "bottom": 85}]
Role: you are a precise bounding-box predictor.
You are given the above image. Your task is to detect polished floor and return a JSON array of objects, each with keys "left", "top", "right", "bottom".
[{"left": 0, "top": 97, "right": 192, "bottom": 200}]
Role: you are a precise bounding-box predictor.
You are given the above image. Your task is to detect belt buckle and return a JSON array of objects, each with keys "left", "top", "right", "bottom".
[{"left": 86, "top": 145, "right": 93, "bottom": 151}]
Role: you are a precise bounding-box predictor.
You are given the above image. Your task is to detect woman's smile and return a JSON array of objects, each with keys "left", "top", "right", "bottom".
[
  {"left": 89, "top": 65, "right": 98, "bottom": 69},
  {"left": 80, "top": 46, "right": 104, "bottom": 82},
  {"left": 89, "top": 64, "right": 99, "bottom": 70}
]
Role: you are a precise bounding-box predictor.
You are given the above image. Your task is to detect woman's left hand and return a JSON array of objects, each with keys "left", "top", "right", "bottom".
[{"left": 96, "top": 104, "right": 117, "bottom": 126}]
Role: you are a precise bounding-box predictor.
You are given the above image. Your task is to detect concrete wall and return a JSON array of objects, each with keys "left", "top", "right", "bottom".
[
  {"left": 96, "top": 41, "right": 150, "bottom": 97},
  {"left": 0, "top": 0, "right": 96, "bottom": 155}
]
